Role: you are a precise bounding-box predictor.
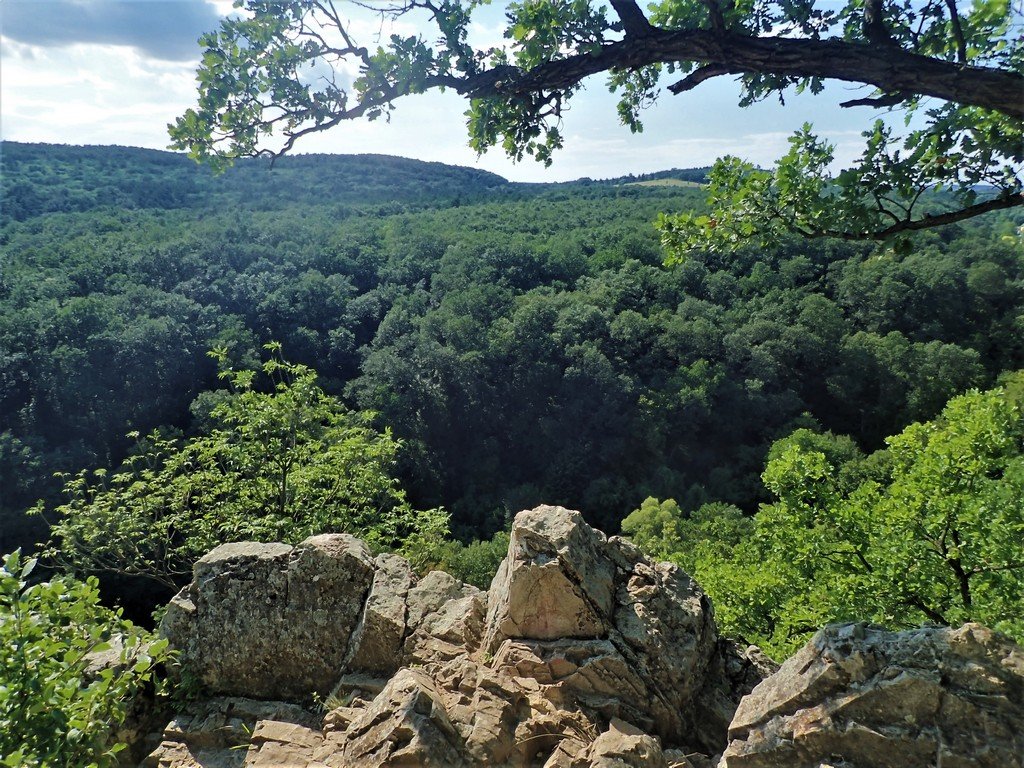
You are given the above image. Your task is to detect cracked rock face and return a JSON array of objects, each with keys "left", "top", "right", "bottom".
[
  {"left": 161, "top": 535, "right": 375, "bottom": 700},
  {"left": 718, "top": 622, "right": 1024, "bottom": 768},
  {"left": 483, "top": 506, "right": 721, "bottom": 748},
  {"left": 152, "top": 506, "right": 742, "bottom": 766},
  {"left": 147, "top": 505, "right": 1024, "bottom": 768}
]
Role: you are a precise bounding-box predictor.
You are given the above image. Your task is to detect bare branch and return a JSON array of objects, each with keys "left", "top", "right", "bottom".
[
  {"left": 804, "top": 192, "right": 1024, "bottom": 241},
  {"left": 667, "top": 63, "right": 739, "bottom": 94},
  {"left": 839, "top": 91, "right": 911, "bottom": 109},
  {"left": 862, "top": 0, "right": 895, "bottom": 46},
  {"left": 904, "top": 595, "right": 949, "bottom": 625},
  {"left": 944, "top": 0, "right": 969, "bottom": 63},
  {"left": 701, "top": 0, "right": 727, "bottom": 33}
]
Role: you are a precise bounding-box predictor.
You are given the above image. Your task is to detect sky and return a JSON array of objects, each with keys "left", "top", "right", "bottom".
[{"left": 0, "top": 0, "right": 880, "bottom": 182}]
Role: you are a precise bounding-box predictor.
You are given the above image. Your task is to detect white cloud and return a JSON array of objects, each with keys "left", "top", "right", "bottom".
[
  {"left": 1, "top": 0, "right": 221, "bottom": 61},
  {"left": 1, "top": 38, "right": 200, "bottom": 148}
]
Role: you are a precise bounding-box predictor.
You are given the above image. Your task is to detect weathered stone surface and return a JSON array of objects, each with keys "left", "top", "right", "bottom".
[
  {"left": 480, "top": 507, "right": 721, "bottom": 747},
  {"left": 332, "top": 668, "right": 469, "bottom": 767},
  {"left": 146, "top": 505, "right": 1024, "bottom": 768},
  {"left": 609, "top": 549, "right": 718, "bottom": 743},
  {"left": 692, "top": 641, "right": 779, "bottom": 754},
  {"left": 245, "top": 720, "right": 325, "bottom": 768},
  {"left": 719, "top": 622, "right": 1024, "bottom": 768},
  {"left": 344, "top": 553, "right": 414, "bottom": 677},
  {"left": 142, "top": 505, "right": 784, "bottom": 767},
  {"left": 404, "top": 570, "right": 487, "bottom": 666},
  {"left": 141, "top": 698, "right": 318, "bottom": 768},
  {"left": 484, "top": 506, "right": 616, "bottom": 649},
  {"left": 573, "top": 718, "right": 669, "bottom": 768},
  {"left": 161, "top": 536, "right": 374, "bottom": 700}
]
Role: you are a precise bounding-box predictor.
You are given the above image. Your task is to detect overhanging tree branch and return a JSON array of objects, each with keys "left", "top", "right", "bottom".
[
  {"left": 608, "top": 0, "right": 653, "bottom": 36},
  {"left": 807, "top": 192, "right": 1024, "bottom": 241},
  {"left": 455, "top": 30, "right": 1022, "bottom": 120},
  {"left": 171, "top": 0, "right": 1024, "bottom": 244}
]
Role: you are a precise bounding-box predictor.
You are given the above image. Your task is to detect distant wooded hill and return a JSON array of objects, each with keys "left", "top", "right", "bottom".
[
  {"left": 1, "top": 142, "right": 1020, "bottom": 560},
  {"left": 1, "top": 141, "right": 710, "bottom": 225},
  {"left": 1, "top": 142, "right": 513, "bottom": 223}
]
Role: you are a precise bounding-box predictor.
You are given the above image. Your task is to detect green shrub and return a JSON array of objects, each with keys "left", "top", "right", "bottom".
[
  {"left": 626, "top": 375, "right": 1024, "bottom": 659},
  {"left": 0, "top": 551, "right": 169, "bottom": 768},
  {"left": 37, "top": 345, "right": 449, "bottom": 588}
]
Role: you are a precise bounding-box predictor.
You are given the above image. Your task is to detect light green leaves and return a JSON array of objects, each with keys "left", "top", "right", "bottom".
[
  {"left": 625, "top": 375, "right": 1024, "bottom": 659},
  {"left": 659, "top": 114, "right": 1023, "bottom": 260},
  {"left": 38, "top": 345, "right": 449, "bottom": 588},
  {"left": 170, "top": 0, "right": 1021, "bottom": 241},
  {"left": 0, "top": 551, "right": 171, "bottom": 768}
]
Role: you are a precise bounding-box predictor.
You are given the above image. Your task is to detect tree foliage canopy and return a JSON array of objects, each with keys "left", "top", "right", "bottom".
[
  {"left": 4, "top": 145, "right": 1021, "bottom": 554},
  {"left": 37, "top": 345, "right": 448, "bottom": 588},
  {"left": 170, "top": 0, "right": 1023, "bottom": 248},
  {"left": 624, "top": 373, "right": 1024, "bottom": 658}
]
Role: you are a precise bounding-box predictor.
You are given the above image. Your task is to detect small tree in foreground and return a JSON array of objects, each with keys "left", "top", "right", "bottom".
[
  {"left": 0, "top": 551, "right": 170, "bottom": 768},
  {"left": 625, "top": 373, "right": 1024, "bottom": 658},
  {"left": 37, "top": 345, "right": 449, "bottom": 588}
]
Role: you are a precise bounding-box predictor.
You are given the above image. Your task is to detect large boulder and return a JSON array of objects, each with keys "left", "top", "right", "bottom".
[
  {"left": 161, "top": 535, "right": 375, "bottom": 699},
  {"left": 483, "top": 506, "right": 721, "bottom": 747},
  {"left": 343, "top": 553, "right": 414, "bottom": 676},
  {"left": 719, "top": 622, "right": 1024, "bottom": 768},
  {"left": 483, "top": 506, "right": 617, "bottom": 645},
  {"left": 329, "top": 668, "right": 469, "bottom": 767}
]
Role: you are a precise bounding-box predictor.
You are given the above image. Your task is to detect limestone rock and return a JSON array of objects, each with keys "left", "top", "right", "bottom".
[
  {"left": 404, "top": 570, "right": 487, "bottom": 666},
  {"left": 692, "top": 641, "right": 779, "bottom": 753},
  {"left": 481, "top": 507, "right": 721, "bottom": 747},
  {"left": 484, "top": 506, "right": 615, "bottom": 649},
  {"left": 145, "top": 504, "right": 776, "bottom": 767},
  {"left": 141, "top": 697, "right": 318, "bottom": 768},
  {"left": 333, "top": 668, "right": 468, "bottom": 767},
  {"left": 719, "top": 622, "right": 1024, "bottom": 768},
  {"left": 573, "top": 718, "right": 669, "bottom": 767},
  {"left": 344, "top": 553, "right": 414, "bottom": 677},
  {"left": 161, "top": 536, "right": 374, "bottom": 700},
  {"left": 144, "top": 505, "right": 1024, "bottom": 768},
  {"left": 608, "top": 550, "right": 718, "bottom": 742},
  {"left": 245, "top": 720, "right": 325, "bottom": 768}
]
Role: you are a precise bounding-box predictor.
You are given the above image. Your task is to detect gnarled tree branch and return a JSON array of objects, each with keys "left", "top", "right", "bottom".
[
  {"left": 808, "top": 192, "right": 1024, "bottom": 241},
  {"left": 839, "top": 91, "right": 911, "bottom": 109},
  {"left": 608, "top": 0, "right": 653, "bottom": 37},
  {"left": 667, "top": 63, "right": 742, "bottom": 93},
  {"left": 456, "top": 29, "right": 1022, "bottom": 119}
]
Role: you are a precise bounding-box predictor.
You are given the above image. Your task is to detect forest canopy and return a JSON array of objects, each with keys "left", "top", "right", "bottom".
[
  {"left": 624, "top": 373, "right": 1024, "bottom": 658},
  {"left": 3, "top": 143, "right": 1022, "bottom": 563},
  {"left": 169, "top": 0, "right": 1023, "bottom": 247},
  {"left": 35, "top": 345, "right": 449, "bottom": 589}
]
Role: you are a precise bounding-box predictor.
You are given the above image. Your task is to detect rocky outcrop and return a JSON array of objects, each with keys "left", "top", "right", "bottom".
[
  {"left": 146, "top": 505, "right": 1024, "bottom": 768},
  {"left": 719, "top": 621, "right": 1024, "bottom": 768},
  {"left": 152, "top": 505, "right": 753, "bottom": 766},
  {"left": 161, "top": 536, "right": 374, "bottom": 700},
  {"left": 140, "top": 697, "right": 321, "bottom": 768}
]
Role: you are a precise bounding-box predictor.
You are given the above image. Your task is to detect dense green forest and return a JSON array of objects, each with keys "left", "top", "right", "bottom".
[{"left": 2, "top": 141, "right": 1023, "bottom": 561}]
